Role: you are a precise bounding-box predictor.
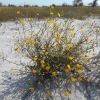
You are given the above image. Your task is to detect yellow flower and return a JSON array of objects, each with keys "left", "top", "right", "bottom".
[
  {"left": 50, "top": 12, "right": 54, "bottom": 15},
  {"left": 40, "top": 60, "right": 45, "bottom": 64},
  {"left": 68, "top": 56, "right": 73, "bottom": 61},
  {"left": 47, "top": 20, "right": 51, "bottom": 24},
  {"left": 77, "top": 69, "right": 82, "bottom": 74},
  {"left": 71, "top": 77, "right": 76, "bottom": 82},
  {"left": 17, "top": 11, "right": 20, "bottom": 15},
  {"left": 66, "top": 48, "right": 70, "bottom": 51},
  {"left": 92, "top": 52, "right": 96, "bottom": 56},
  {"left": 72, "top": 60, "right": 75, "bottom": 63},
  {"left": 66, "top": 27, "right": 74, "bottom": 31},
  {"left": 55, "top": 37, "right": 60, "bottom": 43},
  {"left": 50, "top": 6, "right": 54, "bottom": 9},
  {"left": 70, "top": 32, "right": 76, "bottom": 37},
  {"left": 67, "top": 64, "right": 72, "bottom": 71},
  {"left": 45, "top": 51, "right": 49, "bottom": 56},
  {"left": 52, "top": 71, "right": 57, "bottom": 76},
  {"left": 33, "top": 56, "right": 38, "bottom": 61},
  {"left": 72, "top": 18, "right": 76, "bottom": 20},
  {"left": 19, "top": 19, "right": 26, "bottom": 24},
  {"left": 32, "top": 69, "right": 37, "bottom": 74},
  {"left": 47, "top": 20, "right": 55, "bottom": 24},
  {"left": 66, "top": 44, "right": 73, "bottom": 51},
  {"left": 40, "top": 60, "right": 45, "bottom": 68},
  {"left": 83, "top": 56, "right": 90, "bottom": 63},
  {"left": 41, "top": 64, "right": 45, "bottom": 68},
  {"left": 41, "top": 45, "right": 46, "bottom": 49},
  {"left": 45, "top": 66, "right": 51, "bottom": 71},
  {"left": 76, "top": 64, "right": 82, "bottom": 68},
  {"left": 80, "top": 27, "right": 84, "bottom": 32},
  {"left": 65, "top": 69, "right": 69, "bottom": 73},
  {"left": 29, "top": 18, "right": 33, "bottom": 21},
  {"left": 23, "top": 38, "right": 35, "bottom": 46},
  {"left": 57, "top": 12, "right": 61, "bottom": 17},
  {"left": 65, "top": 90, "right": 69, "bottom": 96},
  {"left": 55, "top": 44, "right": 60, "bottom": 49},
  {"left": 68, "top": 44, "right": 73, "bottom": 48},
  {"left": 55, "top": 32, "right": 60, "bottom": 35}
]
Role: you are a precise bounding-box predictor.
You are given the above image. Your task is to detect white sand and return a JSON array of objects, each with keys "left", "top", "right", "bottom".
[{"left": 0, "top": 18, "right": 100, "bottom": 100}]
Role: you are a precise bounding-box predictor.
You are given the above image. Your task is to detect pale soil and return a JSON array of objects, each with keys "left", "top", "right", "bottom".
[{"left": 0, "top": 18, "right": 100, "bottom": 100}]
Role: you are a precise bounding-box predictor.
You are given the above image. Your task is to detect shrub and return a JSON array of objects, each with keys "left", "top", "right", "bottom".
[{"left": 15, "top": 9, "right": 98, "bottom": 99}]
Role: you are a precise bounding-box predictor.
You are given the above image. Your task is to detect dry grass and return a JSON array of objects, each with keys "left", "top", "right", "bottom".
[{"left": 0, "top": 6, "right": 100, "bottom": 21}]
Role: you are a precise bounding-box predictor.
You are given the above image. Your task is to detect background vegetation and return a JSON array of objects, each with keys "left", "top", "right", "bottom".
[
  {"left": 0, "top": 6, "right": 100, "bottom": 21},
  {"left": 0, "top": 0, "right": 99, "bottom": 21}
]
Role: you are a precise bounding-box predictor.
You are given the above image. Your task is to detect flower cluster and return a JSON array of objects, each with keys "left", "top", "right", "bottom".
[{"left": 15, "top": 7, "right": 97, "bottom": 98}]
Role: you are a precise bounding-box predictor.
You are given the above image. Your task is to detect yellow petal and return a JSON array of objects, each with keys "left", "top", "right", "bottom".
[
  {"left": 55, "top": 32, "right": 60, "bottom": 35},
  {"left": 65, "top": 91, "right": 69, "bottom": 96},
  {"left": 67, "top": 65, "right": 72, "bottom": 71},
  {"left": 50, "top": 6, "right": 55, "bottom": 9},
  {"left": 40, "top": 60, "right": 45, "bottom": 64},
  {"left": 55, "top": 37, "right": 60, "bottom": 42},
  {"left": 77, "top": 70, "right": 82, "bottom": 74},
  {"left": 33, "top": 56, "right": 38, "bottom": 61},
  {"left": 58, "top": 12, "right": 61, "bottom": 17},
  {"left": 70, "top": 32, "right": 76, "bottom": 37},
  {"left": 50, "top": 12, "right": 54, "bottom": 15},
  {"left": 45, "top": 66, "right": 50, "bottom": 71},
  {"left": 19, "top": 19, "right": 26, "bottom": 24},
  {"left": 45, "top": 52, "right": 49, "bottom": 56},
  {"left": 52, "top": 72, "right": 57, "bottom": 76},
  {"left": 71, "top": 77, "right": 76, "bottom": 82},
  {"left": 17, "top": 11, "right": 20, "bottom": 15},
  {"left": 76, "top": 64, "right": 82, "bottom": 69},
  {"left": 68, "top": 56, "right": 73, "bottom": 61},
  {"left": 65, "top": 69, "right": 69, "bottom": 73},
  {"left": 32, "top": 69, "right": 37, "bottom": 74},
  {"left": 66, "top": 44, "right": 73, "bottom": 51}
]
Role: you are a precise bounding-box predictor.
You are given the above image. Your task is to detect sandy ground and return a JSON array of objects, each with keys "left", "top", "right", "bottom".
[{"left": 0, "top": 18, "right": 100, "bottom": 100}]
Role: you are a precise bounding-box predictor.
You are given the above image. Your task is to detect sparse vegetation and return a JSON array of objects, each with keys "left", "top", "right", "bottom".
[
  {"left": 0, "top": 6, "right": 100, "bottom": 21},
  {"left": 0, "top": 2, "right": 100, "bottom": 100},
  {"left": 13, "top": 6, "right": 99, "bottom": 98}
]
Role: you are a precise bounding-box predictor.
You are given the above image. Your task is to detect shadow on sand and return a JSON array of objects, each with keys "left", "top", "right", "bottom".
[{"left": 0, "top": 53, "right": 100, "bottom": 100}]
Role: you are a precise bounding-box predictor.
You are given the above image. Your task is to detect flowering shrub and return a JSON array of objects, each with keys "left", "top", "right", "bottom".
[{"left": 15, "top": 7, "right": 98, "bottom": 99}]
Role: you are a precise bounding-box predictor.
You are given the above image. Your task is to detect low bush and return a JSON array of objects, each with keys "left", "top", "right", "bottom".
[{"left": 14, "top": 7, "right": 98, "bottom": 99}]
